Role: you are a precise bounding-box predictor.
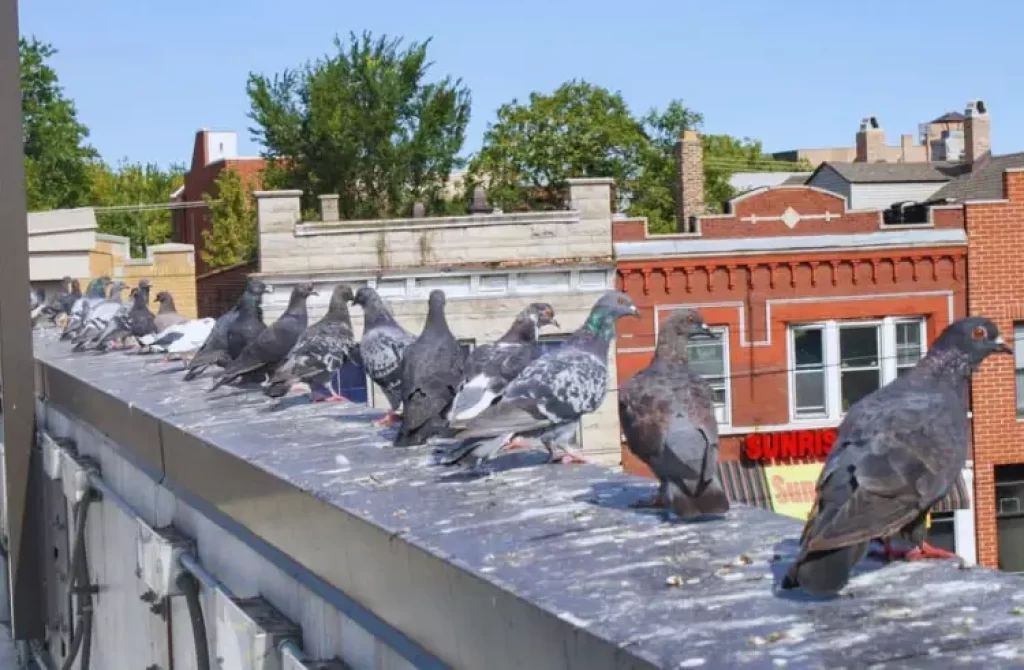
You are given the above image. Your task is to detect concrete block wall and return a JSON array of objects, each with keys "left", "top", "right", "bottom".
[
  {"left": 92, "top": 234, "right": 200, "bottom": 319},
  {"left": 255, "top": 179, "right": 615, "bottom": 276}
]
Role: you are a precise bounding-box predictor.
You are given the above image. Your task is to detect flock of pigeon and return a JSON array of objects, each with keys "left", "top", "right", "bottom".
[{"left": 33, "top": 273, "right": 1014, "bottom": 596}]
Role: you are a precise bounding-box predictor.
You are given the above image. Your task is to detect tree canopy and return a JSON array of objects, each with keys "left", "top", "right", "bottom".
[
  {"left": 471, "top": 82, "right": 811, "bottom": 232},
  {"left": 89, "top": 160, "right": 185, "bottom": 256},
  {"left": 201, "top": 168, "right": 257, "bottom": 270},
  {"left": 20, "top": 37, "right": 98, "bottom": 210},
  {"left": 247, "top": 31, "right": 472, "bottom": 219}
]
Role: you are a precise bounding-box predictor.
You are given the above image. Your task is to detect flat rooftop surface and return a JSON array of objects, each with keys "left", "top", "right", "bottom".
[{"left": 32, "top": 331, "right": 1024, "bottom": 669}]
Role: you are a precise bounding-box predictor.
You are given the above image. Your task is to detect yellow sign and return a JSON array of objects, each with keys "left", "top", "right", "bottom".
[{"left": 764, "top": 463, "right": 825, "bottom": 522}]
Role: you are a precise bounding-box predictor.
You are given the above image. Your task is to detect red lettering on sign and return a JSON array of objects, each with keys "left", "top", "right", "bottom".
[{"left": 743, "top": 428, "right": 839, "bottom": 463}]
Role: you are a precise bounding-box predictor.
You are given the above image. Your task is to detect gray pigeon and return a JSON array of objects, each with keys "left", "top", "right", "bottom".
[
  {"left": 91, "top": 280, "right": 158, "bottom": 350},
  {"left": 61, "top": 276, "right": 111, "bottom": 340},
  {"left": 209, "top": 283, "right": 317, "bottom": 392},
  {"left": 618, "top": 309, "right": 730, "bottom": 521},
  {"left": 436, "top": 290, "right": 640, "bottom": 468},
  {"left": 352, "top": 287, "right": 416, "bottom": 426},
  {"left": 153, "top": 291, "right": 189, "bottom": 332},
  {"left": 781, "top": 316, "right": 1013, "bottom": 596},
  {"left": 447, "top": 302, "right": 559, "bottom": 424},
  {"left": 70, "top": 282, "right": 129, "bottom": 350},
  {"left": 184, "top": 278, "right": 268, "bottom": 381},
  {"left": 394, "top": 289, "right": 464, "bottom": 447},
  {"left": 264, "top": 284, "right": 362, "bottom": 401}
]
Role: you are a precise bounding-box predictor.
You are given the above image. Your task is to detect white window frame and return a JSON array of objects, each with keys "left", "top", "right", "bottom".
[
  {"left": 685, "top": 325, "right": 731, "bottom": 427},
  {"left": 787, "top": 317, "right": 926, "bottom": 422},
  {"left": 1014, "top": 322, "right": 1024, "bottom": 417}
]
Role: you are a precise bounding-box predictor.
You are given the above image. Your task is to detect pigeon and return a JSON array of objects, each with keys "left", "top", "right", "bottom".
[
  {"left": 153, "top": 291, "right": 189, "bottom": 332},
  {"left": 618, "top": 309, "right": 730, "bottom": 521},
  {"left": 264, "top": 284, "right": 361, "bottom": 401},
  {"left": 781, "top": 316, "right": 1013, "bottom": 597},
  {"left": 436, "top": 290, "right": 640, "bottom": 468},
  {"left": 49, "top": 277, "right": 81, "bottom": 325},
  {"left": 94, "top": 280, "right": 158, "bottom": 350},
  {"left": 393, "top": 289, "right": 464, "bottom": 447},
  {"left": 183, "top": 278, "right": 268, "bottom": 381},
  {"left": 70, "top": 282, "right": 130, "bottom": 350},
  {"left": 61, "top": 276, "right": 111, "bottom": 340},
  {"left": 351, "top": 287, "right": 416, "bottom": 426},
  {"left": 209, "top": 283, "right": 317, "bottom": 392},
  {"left": 138, "top": 318, "right": 217, "bottom": 355},
  {"left": 448, "top": 302, "right": 559, "bottom": 424},
  {"left": 30, "top": 286, "right": 48, "bottom": 323}
]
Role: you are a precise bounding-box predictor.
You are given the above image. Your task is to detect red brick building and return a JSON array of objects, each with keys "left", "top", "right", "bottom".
[
  {"left": 171, "top": 129, "right": 265, "bottom": 315},
  {"left": 614, "top": 134, "right": 977, "bottom": 562}
]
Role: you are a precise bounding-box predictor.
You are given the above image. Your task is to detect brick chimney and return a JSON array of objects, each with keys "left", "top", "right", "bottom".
[
  {"left": 965, "top": 99, "right": 991, "bottom": 165},
  {"left": 674, "top": 130, "right": 705, "bottom": 233},
  {"left": 854, "top": 116, "right": 884, "bottom": 162}
]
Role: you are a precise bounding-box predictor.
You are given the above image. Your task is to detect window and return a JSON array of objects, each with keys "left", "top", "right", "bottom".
[
  {"left": 458, "top": 338, "right": 475, "bottom": 360},
  {"left": 788, "top": 317, "right": 926, "bottom": 421},
  {"left": 996, "top": 464, "right": 1024, "bottom": 573},
  {"left": 331, "top": 363, "right": 368, "bottom": 404},
  {"left": 686, "top": 327, "right": 730, "bottom": 425},
  {"left": 1015, "top": 323, "right": 1024, "bottom": 416},
  {"left": 926, "top": 511, "right": 956, "bottom": 556},
  {"left": 538, "top": 334, "right": 568, "bottom": 356}
]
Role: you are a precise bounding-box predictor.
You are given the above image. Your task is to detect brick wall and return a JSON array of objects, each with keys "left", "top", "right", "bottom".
[
  {"left": 196, "top": 260, "right": 257, "bottom": 318},
  {"left": 90, "top": 238, "right": 199, "bottom": 319},
  {"left": 614, "top": 185, "right": 968, "bottom": 471},
  {"left": 964, "top": 168, "right": 1024, "bottom": 568}
]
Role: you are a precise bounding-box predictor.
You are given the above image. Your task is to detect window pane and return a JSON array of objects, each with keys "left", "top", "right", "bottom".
[
  {"left": 708, "top": 383, "right": 726, "bottom": 406},
  {"left": 794, "top": 370, "right": 826, "bottom": 416},
  {"left": 839, "top": 325, "right": 879, "bottom": 368},
  {"left": 1015, "top": 323, "right": 1024, "bottom": 370},
  {"left": 687, "top": 340, "right": 724, "bottom": 378},
  {"left": 841, "top": 368, "right": 880, "bottom": 411},
  {"left": 896, "top": 366, "right": 913, "bottom": 379},
  {"left": 927, "top": 513, "right": 956, "bottom": 555},
  {"left": 1017, "top": 370, "right": 1024, "bottom": 415},
  {"left": 896, "top": 321, "right": 923, "bottom": 367},
  {"left": 793, "top": 328, "right": 823, "bottom": 368},
  {"left": 539, "top": 337, "right": 567, "bottom": 355}
]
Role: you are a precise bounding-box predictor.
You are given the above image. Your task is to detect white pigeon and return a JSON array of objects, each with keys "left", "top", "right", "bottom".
[{"left": 138, "top": 318, "right": 216, "bottom": 354}]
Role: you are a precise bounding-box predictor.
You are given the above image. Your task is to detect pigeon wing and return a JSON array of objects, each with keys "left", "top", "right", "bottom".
[{"left": 799, "top": 386, "right": 967, "bottom": 554}]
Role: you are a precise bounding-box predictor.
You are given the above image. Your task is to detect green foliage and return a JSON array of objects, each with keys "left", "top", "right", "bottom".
[
  {"left": 247, "top": 31, "right": 472, "bottom": 219},
  {"left": 468, "top": 80, "right": 646, "bottom": 212},
  {"left": 20, "top": 37, "right": 98, "bottom": 210},
  {"left": 472, "top": 84, "right": 813, "bottom": 234},
  {"left": 201, "top": 168, "right": 257, "bottom": 269},
  {"left": 89, "top": 161, "right": 185, "bottom": 256}
]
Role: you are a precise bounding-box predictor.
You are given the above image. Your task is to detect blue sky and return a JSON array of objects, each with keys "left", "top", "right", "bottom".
[{"left": 19, "top": 0, "right": 1024, "bottom": 170}]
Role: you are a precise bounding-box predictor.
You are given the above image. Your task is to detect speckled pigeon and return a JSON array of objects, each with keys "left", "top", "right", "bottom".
[
  {"left": 781, "top": 316, "right": 1013, "bottom": 596},
  {"left": 393, "top": 289, "right": 464, "bottom": 447},
  {"left": 619, "top": 309, "right": 730, "bottom": 521},
  {"left": 69, "top": 281, "right": 128, "bottom": 350},
  {"left": 93, "top": 280, "right": 157, "bottom": 349},
  {"left": 436, "top": 290, "right": 640, "bottom": 468},
  {"left": 153, "top": 291, "right": 189, "bottom": 332},
  {"left": 183, "top": 278, "right": 268, "bottom": 381},
  {"left": 351, "top": 287, "right": 416, "bottom": 426},
  {"left": 264, "top": 284, "right": 362, "bottom": 401},
  {"left": 61, "top": 276, "right": 110, "bottom": 340},
  {"left": 209, "top": 283, "right": 317, "bottom": 391},
  {"left": 447, "top": 302, "right": 559, "bottom": 424}
]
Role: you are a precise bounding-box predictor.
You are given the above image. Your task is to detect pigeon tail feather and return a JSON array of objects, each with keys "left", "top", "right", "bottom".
[
  {"left": 667, "top": 477, "right": 731, "bottom": 519},
  {"left": 780, "top": 542, "right": 870, "bottom": 596}
]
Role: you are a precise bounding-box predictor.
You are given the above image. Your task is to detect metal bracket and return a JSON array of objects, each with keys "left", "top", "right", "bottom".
[
  {"left": 214, "top": 595, "right": 302, "bottom": 670},
  {"left": 136, "top": 523, "right": 195, "bottom": 600}
]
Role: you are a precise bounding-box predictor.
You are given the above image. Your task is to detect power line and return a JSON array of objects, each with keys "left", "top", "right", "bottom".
[{"left": 91, "top": 200, "right": 216, "bottom": 214}]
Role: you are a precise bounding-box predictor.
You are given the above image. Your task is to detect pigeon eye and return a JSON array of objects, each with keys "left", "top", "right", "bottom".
[{"left": 972, "top": 326, "right": 987, "bottom": 340}]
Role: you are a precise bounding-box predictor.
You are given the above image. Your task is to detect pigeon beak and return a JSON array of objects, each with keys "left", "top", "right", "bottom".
[
  {"left": 629, "top": 305, "right": 640, "bottom": 318},
  {"left": 995, "top": 335, "right": 1014, "bottom": 355},
  {"left": 700, "top": 325, "right": 719, "bottom": 339}
]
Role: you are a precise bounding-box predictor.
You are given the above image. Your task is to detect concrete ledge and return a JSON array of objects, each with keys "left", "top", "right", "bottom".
[{"left": 31, "top": 332, "right": 1024, "bottom": 668}]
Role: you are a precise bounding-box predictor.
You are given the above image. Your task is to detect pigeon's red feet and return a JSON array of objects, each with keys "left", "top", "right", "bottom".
[
  {"left": 871, "top": 541, "right": 957, "bottom": 562},
  {"left": 504, "top": 437, "right": 531, "bottom": 450},
  {"left": 313, "top": 393, "right": 349, "bottom": 404},
  {"left": 905, "top": 542, "right": 959, "bottom": 561},
  {"left": 375, "top": 411, "right": 401, "bottom": 426}
]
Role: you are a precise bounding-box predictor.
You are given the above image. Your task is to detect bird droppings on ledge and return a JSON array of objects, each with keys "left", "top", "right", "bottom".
[{"left": 32, "top": 332, "right": 1024, "bottom": 669}]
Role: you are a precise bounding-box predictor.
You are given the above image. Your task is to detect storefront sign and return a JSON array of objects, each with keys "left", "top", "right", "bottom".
[
  {"left": 742, "top": 428, "right": 838, "bottom": 462},
  {"left": 764, "top": 463, "right": 824, "bottom": 521}
]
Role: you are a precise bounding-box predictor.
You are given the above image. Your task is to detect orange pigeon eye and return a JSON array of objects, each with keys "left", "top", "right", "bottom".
[{"left": 972, "top": 326, "right": 987, "bottom": 340}]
